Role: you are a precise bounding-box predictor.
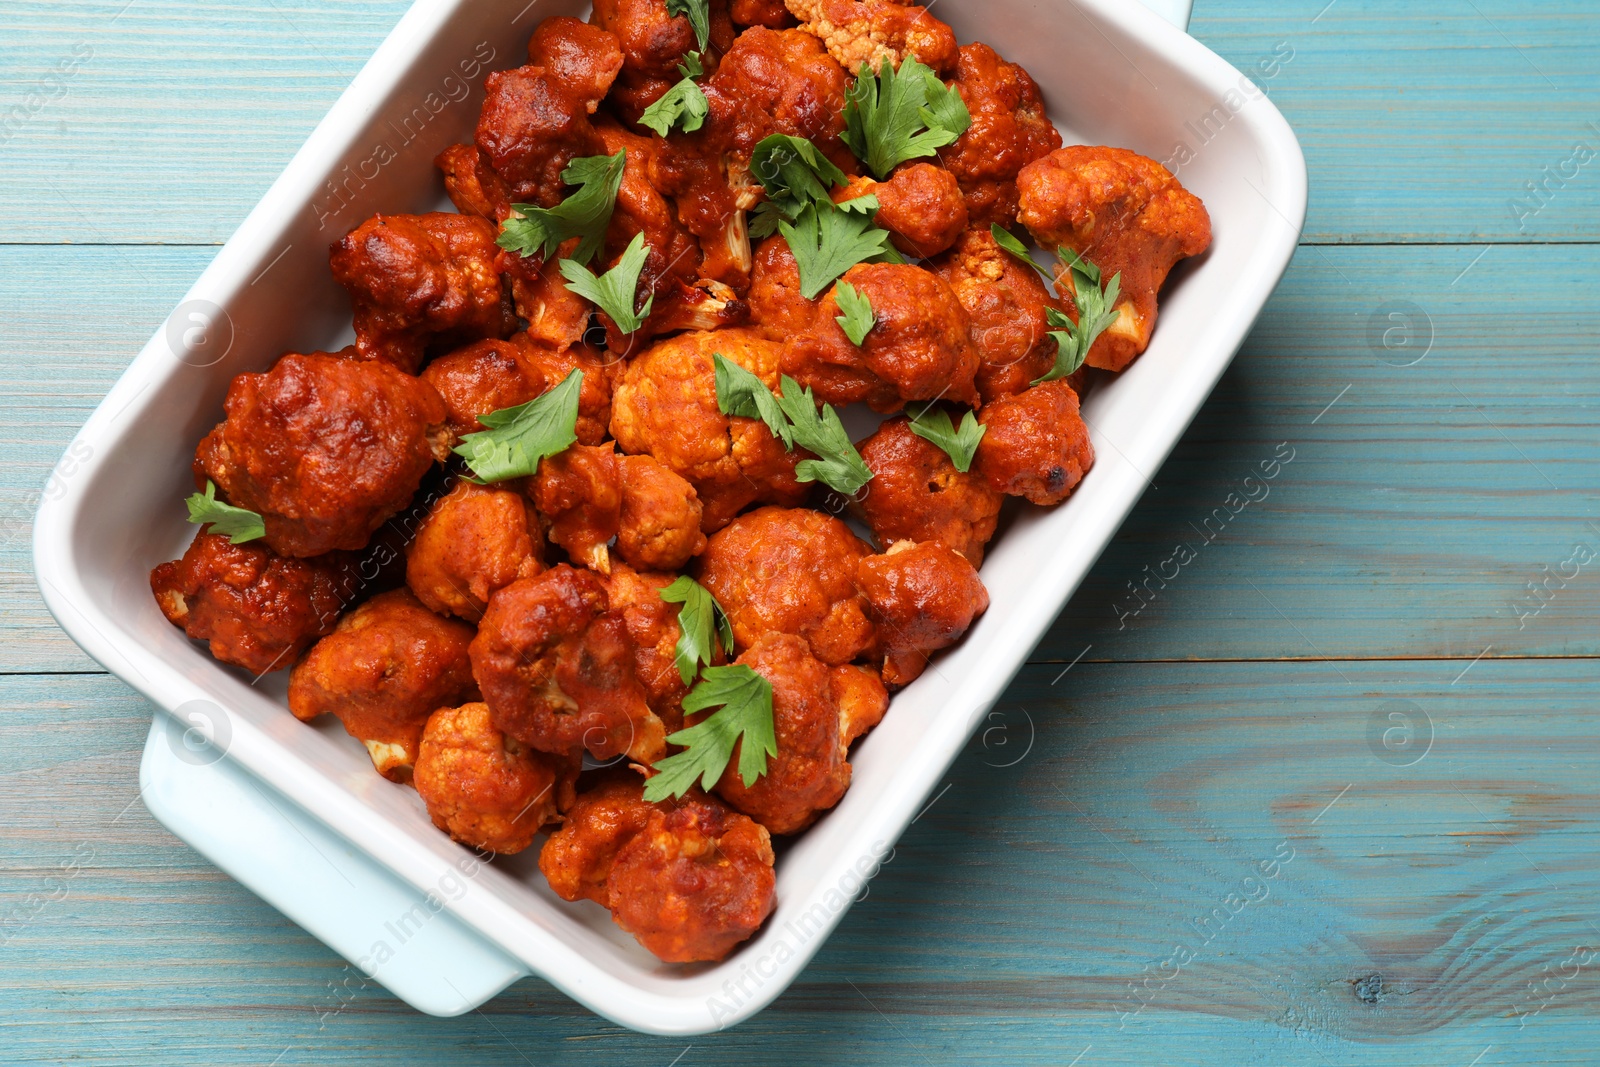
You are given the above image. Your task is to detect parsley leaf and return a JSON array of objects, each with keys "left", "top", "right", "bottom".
[
  {"left": 713, "top": 353, "right": 794, "bottom": 447},
  {"left": 713, "top": 356, "right": 874, "bottom": 495},
  {"left": 452, "top": 369, "right": 583, "bottom": 482},
  {"left": 775, "top": 376, "right": 875, "bottom": 495},
  {"left": 497, "top": 151, "right": 626, "bottom": 267},
  {"left": 665, "top": 0, "right": 711, "bottom": 52},
  {"left": 186, "top": 481, "right": 265, "bottom": 544},
  {"left": 1036, "top": 250, "right": 1122, "bottom": 384},
  {"left": 842, "top": 56, "right": 971, "bottom": 180},
  {"left": 833, "top": 280, "right": 876, "bottom": 345},
  {"left": 638, "top": 53, "right": 708, "bottom": 137},
  {"left": 659, "top": 575, "right": 734, "bottom": 686},
  {"left": 905, "top": 402, "right": 986, "bottom": 473},
  {"left": 778, "top": 199, "right": 899, "bottom": 299},
  {"left": 560, "top": 231, "right": 655, "bottom": 333},
  {"left": 748, "top": 134, "right": 849, "bottom": 238},
  {"left": 642, "top": 664, "right": 777, "bottom": 801},
  {"left": 989, "top": 223, "right": 1055, "bottom": 283}
]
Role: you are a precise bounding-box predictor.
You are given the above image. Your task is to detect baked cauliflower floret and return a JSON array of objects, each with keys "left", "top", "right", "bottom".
[
  {"left": 927, "top": 225, "right": 1062, "bottom": 403},
  {"left": 435, "top": 143, "right": 513, "bottom": 223},
  {"left": 516, "top": 337, "right": 620, "bottom": 447},
  {"left": 194, "top": 351, "right": 449, "bottom": 558},
  {"left": 1017, "top": 145, "right": 1212, "bottom": 371},
  {"left": 531, "top": 442, "right": 622, "bottom": 574},
  {"left": 594, "top": 118, "right": 703, "bottom": 302},
  {"left": 405, "top": 480, "right": 545, "bottom": 622},
  {"left": 329, "top": 213, "right": 514, "bottom": 373},
  {"left": 782, "top": 0, "right": 958, "bottom": 75},
  {"left": 413, "top": 701, "right": 580, "bottom": 854},
  {"left": 591, "top": 0, "right": 736, "bottom": 112},
  {"left": 753, "top": 241, "right": 980, "bottom": 411},
  {"left": 605, "top": 563, "right": 696, "bottom": 733},
  {"left": 499, "top": 243, "right": 595, "bottom": 352},
  {"left": 857, "top": 540, "right": 989, "bottom": 687},
  {"left": 617, "top": 453, "right": 707, "bottom": 571},
  {"left": 732, "top": 0, "right": 796, "bottom": 28},
  {"left": 707, "top": 633, "right": 881, "bottom": 834},
  {"left": 420, "top": 338, "right": 546, "bottom": 442},
  {"left": 856, "top": 415, "right": 1002, "bottom": 564},
  {"left": 471, "top": 564, "right": 665, "bottom": 763},
  {"left": 695, "top": 506, "right": 876, "bottom": 666},
  {"left": 834, "top": 162, "right": 968, "bottom": 258},
  {"left": 609, "top": 328, "right": 807, "bottom": 532},
  {"left": 150, "top": 529, "right": 357, "bottom": 675},
  {"left": 288, "top": 589, "right": 479, "bottom": 781},
  {"left": 973, "top": 379, "right": 1095, "bottom": 505},
  {"left": 475, "top": 18, "right": 623, "bottom": 207},
  {"left": 937, "top": 43, "right": 1062, "bottom": 228},
  {"left": 702, "top": 26, "right": 853, "bottom": 161},
  {"left": 539, "top": 772, "right": 777, "bottom": 962}
]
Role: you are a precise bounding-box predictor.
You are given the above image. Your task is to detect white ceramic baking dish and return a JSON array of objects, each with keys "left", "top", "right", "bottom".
[{"left": 34, "top": 0, "right": 1303, "bottom": 1035}]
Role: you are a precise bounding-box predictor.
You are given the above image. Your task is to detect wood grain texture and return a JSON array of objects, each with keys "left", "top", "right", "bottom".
[
  {"left": 1, "top": 1, "right": 1597, "bottom": 243},
  {"left": 6, "top": 668, "right": 1600, "bottom": 1065},
  {"left": 2, "top": 0, "right": 1598, "bottom": 1062}
]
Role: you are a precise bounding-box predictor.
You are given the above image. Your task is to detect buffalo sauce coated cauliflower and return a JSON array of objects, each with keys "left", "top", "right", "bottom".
[
  {"left": 938, "top": 43, "right": 1062, "bottom": 228},
  {"left": 928, "top": 225, "right": 1062, "bottom": 404},
  {"left": 470, "top": 564, "right": 665, "bottom": 763},
  {"left": 705, "top": 633, "right": 886, "bottom": 834},
  {"left": 695, "top": 506, "right": 876, "bottom": 665},
  {"left": 413, "top": 701, "right": 580, "bottom": 855},
  {"left": 749, "top": 238, "right": 979, "bottom": 411},
  {"left": 1017, "top": 145, "right": 1212, "bottom": 371},
  {"left": 856, "top": 416, "right": 1002, "bottom": 565},
  {"left": 289, "top": 588, "right": 479, "bottom": 781},
  {"left": 475, "top": 18, "right": 623, "bottom": 207},
  {"left": 405, "top": 480, "right": 545, "bottom": 622},
  {"left": 531, "top": 442, "right": 624, "bottom": 574},
  {"left": 151, "top": 530, "right": 357, "bottom": 675},
  {"left": 857, "top": 540, "right": 989, "bottom": 687},
  {"left": 605, "top": 563, "right": 696, "bottom": 733},
  {"left": 782, "top": 0, "right": 957, "bottom": 75},
  {"left": 420, "top": 338, "right": 547, "bottom": 442},
  {"left": 834, "top": 163, "right": 968, "bottom": 258},
  {"left": 329, "top": 213, "right": 516, "bottom": 374},
  {"left": 616, "top": 453, "right": 708, "bottom": 571},
  {"left": 539, "top": 772, "right": 776, "bottom": 962},
  {"left": 194, "top": 351, "right": 449, "bottom": 558},
  {"left": 609, "top": 328, "right": 807, "bottom": 531},
  {"left": 974, "top": 379, "right": 1095, "bottom": 505}
]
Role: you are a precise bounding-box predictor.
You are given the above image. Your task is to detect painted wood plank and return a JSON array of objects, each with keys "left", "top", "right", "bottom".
[
  {"left": 3, "top": 242, "right": 1596, "bottom": 671},
  {"left": 2, "top": 0, "right": 1598, "bottom": 244},
  {"left": 5, "top": 665, "right": 1600, "bottom": 1063}
]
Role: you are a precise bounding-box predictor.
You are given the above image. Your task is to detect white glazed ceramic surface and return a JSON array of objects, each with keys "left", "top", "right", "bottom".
[{"left": 35, "top": 0, "right": 1305, "bottom": 1036}]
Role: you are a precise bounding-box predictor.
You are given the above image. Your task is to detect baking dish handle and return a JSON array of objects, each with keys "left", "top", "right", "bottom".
[{"left": 139, "top": 713, "right": 529, "bottom": 1017}]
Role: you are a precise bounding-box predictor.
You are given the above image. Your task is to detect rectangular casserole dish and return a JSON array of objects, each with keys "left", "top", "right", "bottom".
[{"left": 34, "top": 0, "right": 1305, "bottom": 1036}]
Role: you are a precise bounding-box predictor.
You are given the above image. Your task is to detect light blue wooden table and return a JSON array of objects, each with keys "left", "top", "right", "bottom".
[{"left": 3, "top": 1, "right": 1598, "bottom": 1063}]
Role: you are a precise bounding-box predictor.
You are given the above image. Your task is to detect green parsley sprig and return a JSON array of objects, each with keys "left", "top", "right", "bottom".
[
  {"left": 905, "top": 402, "right": 986, "bottom": 473},
  {"left": 643, "top": 664, "right": 777, "bottom": 802},
  {"left": 714, "top": 355, "right": 875, "bottom": 495},
  {"left": 639, "top": 53, "right": 709, "bottom": 137},
  {"left": 665, "top": 0, "right": 711, "bottom": 52},
  {"left": 842, "top": 56, "right": 971, "bottom": 180},
  {"left": 833, "top": 280, "right": 876, "bottom": 345},
  {"left": 778, "top": 198, "right": 900, "bottom": 299},
  {"left": 1037, "top": 250, "right": 1122, "bottom": 383},
  {"left": 452, "top": 370, "right": 583, "bottom": 483},
  {"left": 497, "top": 151, "right": 626, "bottom": 267},
  {"left": 989, "top": 223, "right": 1055, "bottom": 283},
  {"left": 659, "top": 576, "right": 734, "bottom": 686},
  {"left": 748, "top": 134, "right": 849, "bottom": 238},
  {"left": 186, "top": 481, "right": 265, "bottom": 544},
  {"left": 560, "top": 231, "right": 655, "bottom": 333}
]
